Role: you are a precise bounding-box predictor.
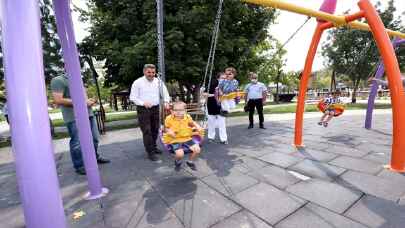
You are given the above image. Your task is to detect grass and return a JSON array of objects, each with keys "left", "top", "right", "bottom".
[{"left": 0, "top": 102, "right": 393, "bottom": 148}]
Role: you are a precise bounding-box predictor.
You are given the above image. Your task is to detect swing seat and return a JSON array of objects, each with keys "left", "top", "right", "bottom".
[
  {"left": 317, "top": 99, "right": 345, "bottom": 117},
  {"left": 160, "top": 128, "right": 205, "bottom": 153},
  {"left": 219, "top": 91, "right": 246, "bottom": 102}
]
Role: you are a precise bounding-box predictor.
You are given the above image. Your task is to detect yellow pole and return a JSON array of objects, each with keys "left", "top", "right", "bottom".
[{"left": 243, "top": 0, "right": 405, "bottom": 39}]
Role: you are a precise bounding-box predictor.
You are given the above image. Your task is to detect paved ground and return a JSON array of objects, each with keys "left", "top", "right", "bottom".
[{"left": 0, "top": 110, "right": 404, "bottom": 228}]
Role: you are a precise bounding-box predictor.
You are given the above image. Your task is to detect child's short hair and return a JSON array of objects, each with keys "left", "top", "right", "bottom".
[
  {"left": 225, "top": 67, "right": 237, "bottom": 76},
  {"left": 172, "top": 101, "right": 186, "bottom": 110},
  {"left": 248, "top": 72, "right": 257, "bottom": 78}
]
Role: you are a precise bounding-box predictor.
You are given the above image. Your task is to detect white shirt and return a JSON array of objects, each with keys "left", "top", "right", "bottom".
[{"left": 129, "top": 76, "right": 170, "bottom": 106}]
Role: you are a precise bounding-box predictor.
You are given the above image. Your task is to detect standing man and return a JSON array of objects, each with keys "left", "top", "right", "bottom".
[
  {"left": 130, "top": 64, "right": 170, "bottom": 162},
  {"left": 244, "top": 72, "right": 268, "bottom": 129},
  {"left": 51, "top": 75, "right": 110, "bottom": 175}
]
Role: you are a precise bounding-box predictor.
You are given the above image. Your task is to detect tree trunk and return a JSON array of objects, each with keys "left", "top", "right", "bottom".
[
  {"left": 192, "top": 84, "right": 201, "bottom": 103},
  {"left": 330, "top": 69, "right": 336, "bottom": 92},
  {"left": 275, "top": 69, "right": 281, "bottom": 103},
  {"left": 178, "top": 81, "right": 186, "bottom": 102},
  {"left": 351, "top": 77, "right": 361, "bottom": 104}
]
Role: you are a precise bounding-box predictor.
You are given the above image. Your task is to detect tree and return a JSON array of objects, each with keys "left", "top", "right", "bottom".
[
  {"left": 322, "top": 0, "right": 404, "bottom": 103},
  {"left": 39, "top": 0, "right": 65, "bottom": 82},
  {"left": 0, "top": 0, "right": 64, "bottom": 84},
  {"left": 80, "top": 0, "right": 277, "bottom": 97}
]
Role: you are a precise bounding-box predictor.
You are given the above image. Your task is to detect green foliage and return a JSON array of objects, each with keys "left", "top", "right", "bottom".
[
  {"left": 86, "top": 79, "right": 118, "bottom": 102},
  {"left": 81, "top": 0, "right": 276, "bottom": 88},
  {"left": 322, "top": 0, "right": 404, "bottom": 102},
  {"left": 0, "top": 0, "right": 64, "bottom": 84}
]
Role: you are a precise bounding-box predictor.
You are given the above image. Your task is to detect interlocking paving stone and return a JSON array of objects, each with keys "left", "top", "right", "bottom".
[
  {"left": 247, "top": 165, "right": 300, "bottom": 189},
  {"left": 258, "top": 152, "right": 302, "bottom": 168},
  {"left": 362, "top": 152, "right": 391, "bottom": 164},
  {"left": 288, "top": 147, "right": 338, "bottom": 162},
  {"left": 323, "top": 145, "right": 368, "bottom": 158},
  {"left": 286, "top": 179, "right": 362, "bottom": 213},
  {"left": 275, "top": 203, "right": 367, "bottom": 228},
  {"left": 236, "top": 183, "right": 306, "bottom": 225},
  {"left": 151, "top": 175, "right": 241, "bottom": 228},
  {"left": 202, "top": 170, "right": 259, "bottom": 197},
  {"left": 211, "top": 210, "right": 273, "bottom": 228},
  {"left": 345, "top": 195, "right": 405, "bottom": 228},
  {"left": 376, "top": 169, "right": 405, "bottom": 186},
  {"left": 289, "top": 159, "right": 346, "bottom": 181},
  {"left": 328, "top": 156, "right": 383, "bottom": 174},
  {"left": 338, "top": 171, "right": 405, "bottom": 202}
]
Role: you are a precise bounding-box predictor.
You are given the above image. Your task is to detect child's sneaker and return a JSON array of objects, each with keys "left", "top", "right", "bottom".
[
  {"left": 186, "top": 161, "right": 197, "bottom": 171},
  {"left": 208, "top": 139, "right": 216, "bottom": 144},
  {"left": 323, "top": 122, "right": 328, "bottom": 127},
  {"left": 318, "top": 122, "right": 323, "bottom": 126},
  {"left": 174, "top": 160, "right": 182, "bottom": 172}
]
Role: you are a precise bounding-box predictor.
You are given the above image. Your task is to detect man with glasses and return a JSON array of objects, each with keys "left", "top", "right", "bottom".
[{"left": 130, "top": 64, "right": 170, "bottom": 162}]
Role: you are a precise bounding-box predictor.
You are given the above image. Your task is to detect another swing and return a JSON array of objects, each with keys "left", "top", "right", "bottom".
[
  {"left": 155, "top": 0, "right": 205, "bottom": 153},
  {"left": 317, "top": 99, "right": 346, "bottom": 117}
]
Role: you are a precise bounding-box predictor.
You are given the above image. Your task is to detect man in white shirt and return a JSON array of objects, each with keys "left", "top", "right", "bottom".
[{"left": 130, "top": 64, "right": 170, "bottom": 162}]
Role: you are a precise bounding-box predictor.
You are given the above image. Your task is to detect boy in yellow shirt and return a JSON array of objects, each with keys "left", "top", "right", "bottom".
[{"left": 163, "top": 102, "right": 203, "bottom": 171}]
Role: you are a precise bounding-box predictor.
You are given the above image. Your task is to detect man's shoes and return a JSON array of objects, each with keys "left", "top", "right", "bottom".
[
  {"left": 259, "top": 125, "right": 266, "bottom": 129},
  {"left": 174, "top": 160, "right": 182, "bottom": 172},
  {"left": 220, "top": 110, "right": 229, "bottom": 117},
  {"left": 248, "top": 124, "right": 253, "bottom": 129},
  {"left": 154, "top": 149, "right": 163, "bottom": 154},
  {"left": 186, "top": 161, "right": 197, "bottom": 171},
  {"left": 148, "top": 154, "right": 162, "bottom": 163},
  {"left": 97, "top": 157, "right": 111, "bottom": 164},
  {"left": 220, "top": 140, "right": 228, "bottom": 145},
  {"left": 75, "top": 167, "right": 86, "bottom": 175}
]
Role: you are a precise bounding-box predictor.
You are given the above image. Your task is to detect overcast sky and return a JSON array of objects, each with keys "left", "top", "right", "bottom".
[{"left": 71, "top": 0, "right": 405, "bottom": 71}]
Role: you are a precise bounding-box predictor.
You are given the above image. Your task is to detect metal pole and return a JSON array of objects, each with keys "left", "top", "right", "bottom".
[
  {"left": 52, "top": 0, "right": 108, "bottom": 198},
  {"left": 0, "top": 0, "right": 67, "bottom": 227}
]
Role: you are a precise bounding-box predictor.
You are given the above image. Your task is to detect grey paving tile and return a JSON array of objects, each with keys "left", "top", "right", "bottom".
[
  {"left": 211, "top": 210, "right": 273, "bottom": 228},
  {"left": 345, "top": 195, "right": 405, "bottom": 228},
  {"left": 324, "top": 145, "right": 368, "bottom": 158},
  {"left": 338, "top": 171, "right": 405, "bottom": 202},
  {"left": 289, "top": 159, "right": 346, "bottom": 181},
  {"left": 289, "top": 147, "right": 338, "bottom": 162},
  {"left": 236, "top": 183, "right": 305, "bottom": 225},
  {"left": 152, "top": 176, "right": 241, "bottom": 228},
  {"left": 286, "top": 179, "right": 362, "bottom": 213},
  {"left": 258, "top": 152, "right": 302, "bottom": 168},
  {"left": 247, "top": 165, "right": 300, "bottom": 189},
  {"left": 328, "top": 156, "right": 383, "bottom": 174},
  {"left": 202, "top": 170, "right": 259, "bottom": 197},
  {"left": 275, "top": 203, "right": 367, "bottom": 228}
]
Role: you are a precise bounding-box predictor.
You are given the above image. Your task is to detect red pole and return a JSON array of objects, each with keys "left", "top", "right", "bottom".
[{"left": 359, "top": 0, "right": 405, "bottom": 172}]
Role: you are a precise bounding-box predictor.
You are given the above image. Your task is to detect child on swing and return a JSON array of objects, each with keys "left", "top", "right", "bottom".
[
  {"left": 218, "top": 67, "right": 239, "bottom": 115},
  {"left": 318, "top": 90, "right": 342, "bottom": 127},
  {"left": 163, "top": 101, "right": 203, "bottom": 171}
]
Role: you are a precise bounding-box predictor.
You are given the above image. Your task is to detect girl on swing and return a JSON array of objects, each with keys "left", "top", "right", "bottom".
[
  {"left": 318, "top": 90, "right": 342, "bottom": 127},
  {"left": 163, "top": 101, "right": 203, "bottom": 171}
]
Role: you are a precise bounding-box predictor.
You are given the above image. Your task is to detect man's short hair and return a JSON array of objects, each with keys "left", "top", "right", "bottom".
[{"left": 143, "top": 64, "right": 156, "bottom": 71}]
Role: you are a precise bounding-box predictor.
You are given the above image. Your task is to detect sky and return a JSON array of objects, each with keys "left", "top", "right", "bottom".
[{"left": 71, "top": 0, "right": 405, "bottom": 72}]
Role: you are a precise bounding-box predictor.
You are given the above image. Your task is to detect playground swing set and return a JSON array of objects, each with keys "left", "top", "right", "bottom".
[{"left": 2, "top": 0, "right": 405, "bottom": 227}]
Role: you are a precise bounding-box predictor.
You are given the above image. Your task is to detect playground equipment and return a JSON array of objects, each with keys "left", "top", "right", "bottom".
[
  {"left": 365, "top": 38, "right": 405, "bottom": 129},
  {"left": 244, "top": 0, "right": 405, "bottom": 173},
  {"left": 317, "top": 99, "right": 346, "bottom": 117},
  {"left": 2, "top": 0, "right": 405, "bottom": 227}
]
